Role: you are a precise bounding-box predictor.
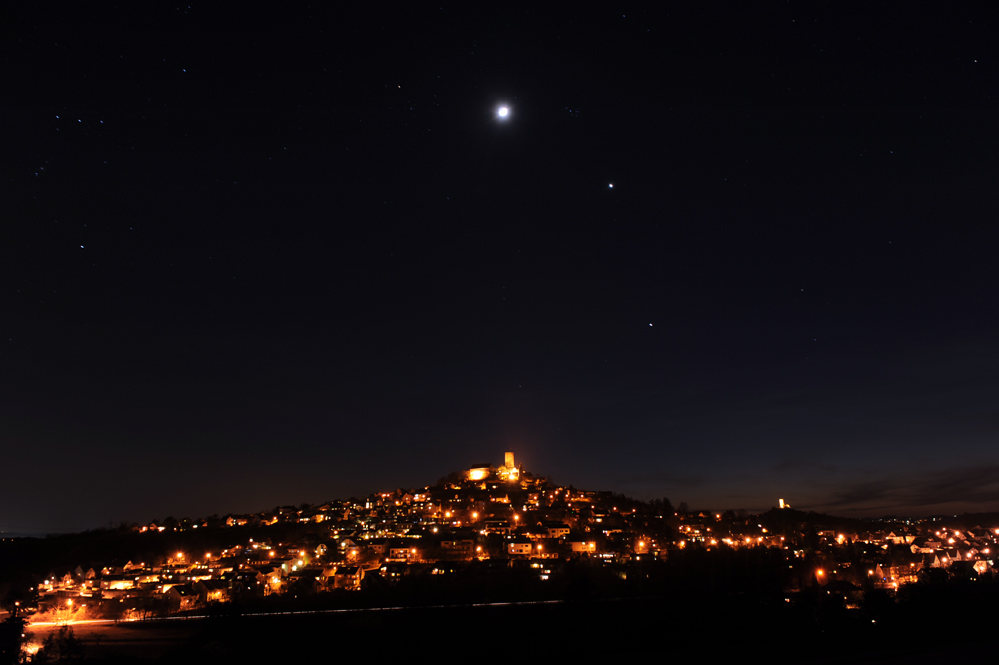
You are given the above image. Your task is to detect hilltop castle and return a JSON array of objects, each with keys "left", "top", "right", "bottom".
[{"left": 467, "top": 451, "right": 521, "bottom": 483}]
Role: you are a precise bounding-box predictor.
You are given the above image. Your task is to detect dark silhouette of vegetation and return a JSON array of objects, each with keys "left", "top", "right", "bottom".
[
  {"left": 34, "top": 626, "right": 84, "bottom": 662},
  {"left": 0, "top": 616, "right": 26, "bottom": 665}
]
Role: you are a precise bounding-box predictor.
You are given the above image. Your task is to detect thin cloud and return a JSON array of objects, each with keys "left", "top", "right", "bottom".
[{"left": 819, "top": 465, "right": 999, "bottom": 513}]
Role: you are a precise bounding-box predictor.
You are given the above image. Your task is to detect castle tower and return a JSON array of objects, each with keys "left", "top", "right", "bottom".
[{"left": 505, "top": 451, "right": 515, "bottom": 469}]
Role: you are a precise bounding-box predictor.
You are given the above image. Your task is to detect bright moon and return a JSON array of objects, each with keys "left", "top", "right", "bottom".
[{"left": 497, "top": 106, "right": 509, "bottom": 119}]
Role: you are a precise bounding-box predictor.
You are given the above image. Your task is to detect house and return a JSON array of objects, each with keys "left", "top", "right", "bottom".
[
  {"left": 46, "top": 569, "right": 79, "bottom": 590},
  {"left": 256, "top": 566, "right": 283, "bottom": 594},
  {"left": 947, "top": 560, "right": 978, "bottom": 580},
  {"left": 194, "top": 580, "right": 230, "bottom": 604},
  {"left": 507, "top": 537, "right": 533, "bottom": 556},
  {"left": 884, "top": 531, "right": 913, "bottom": 545},
  {"left": 440, "top": 538, "right": 476, "bottom": 560},
  {"left": 164, "top": 584, "right": 198, "bottom": 611},
  {"left": 483, "top": 519, "right": 513, "bottom": 535},
  {"left": 388, "top": 542, "right": 419, "bottom": 561},
  {"left": 823, "top": 579, "right": 863, "bottom": 608},
  {"left": 545, "top": 521, "right": 571, "bottom": 539},
  {"left": 100, "top": 576, "right": 135, "bottom": 591},
  {"left": 285, "top": 568, "right": 323, "bottom": 594},
  {"left": 379, "top": 563, "right": 408, "bottom": 581},
  {"left": 367, "top": 538, "right": 389, "bottom": 555},
  {"left": 333, "top": 565, "right": 364, "bottom": 590}
]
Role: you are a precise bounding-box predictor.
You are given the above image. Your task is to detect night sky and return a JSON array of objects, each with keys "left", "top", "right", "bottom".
[{"left": 5, "top": 4, "right": 998, "bottom": 534}]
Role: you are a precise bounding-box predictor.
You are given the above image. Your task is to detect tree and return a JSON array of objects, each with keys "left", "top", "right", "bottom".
[
  {"left": 0, "top": 578, "right": 38, "bottom": 617},
  {"left": 650, "top": 497, "right": 674, "bottom": 514},
  {"left": 56, "top": 626, "right": 84, "bottom": 660},
  {"left": 34, "top": 626, "right": 85, "bottom": 661},
  {"left": 0, "top": 615, "right": 27, "bottom": 665}
]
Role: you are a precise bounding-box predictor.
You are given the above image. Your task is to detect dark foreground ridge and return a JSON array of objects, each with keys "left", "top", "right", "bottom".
[{"left": 9, "top": 588, "right": 999, "bottom": 664}]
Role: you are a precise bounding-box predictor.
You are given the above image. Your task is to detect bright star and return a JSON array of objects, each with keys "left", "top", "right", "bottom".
[{"left": 497, "top": 106, "right": 509, "bottom": 119}]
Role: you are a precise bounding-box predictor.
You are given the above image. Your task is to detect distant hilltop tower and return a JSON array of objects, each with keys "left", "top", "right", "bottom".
[{"left": 497, "top": 451, "right": 519, "bottom": 482}]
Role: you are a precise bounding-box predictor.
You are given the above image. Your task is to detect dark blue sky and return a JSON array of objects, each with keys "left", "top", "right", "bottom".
[{"left": 4, "top": 4, "right": 998, "bottom": 533}]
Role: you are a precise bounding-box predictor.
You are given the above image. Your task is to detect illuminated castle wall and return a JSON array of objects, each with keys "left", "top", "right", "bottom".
[{"left": 467, "top": 451, "right": 520, "bottom": 482}]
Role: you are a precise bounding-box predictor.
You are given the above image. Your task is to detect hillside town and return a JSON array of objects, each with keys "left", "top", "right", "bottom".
[{"left": 13, "top": 453, "right": 999, "bottom": 619}]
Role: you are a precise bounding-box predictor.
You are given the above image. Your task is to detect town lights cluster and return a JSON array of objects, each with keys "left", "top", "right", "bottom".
[{"left": 22, "top": 455, "right": 999, "bottom": 623}]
